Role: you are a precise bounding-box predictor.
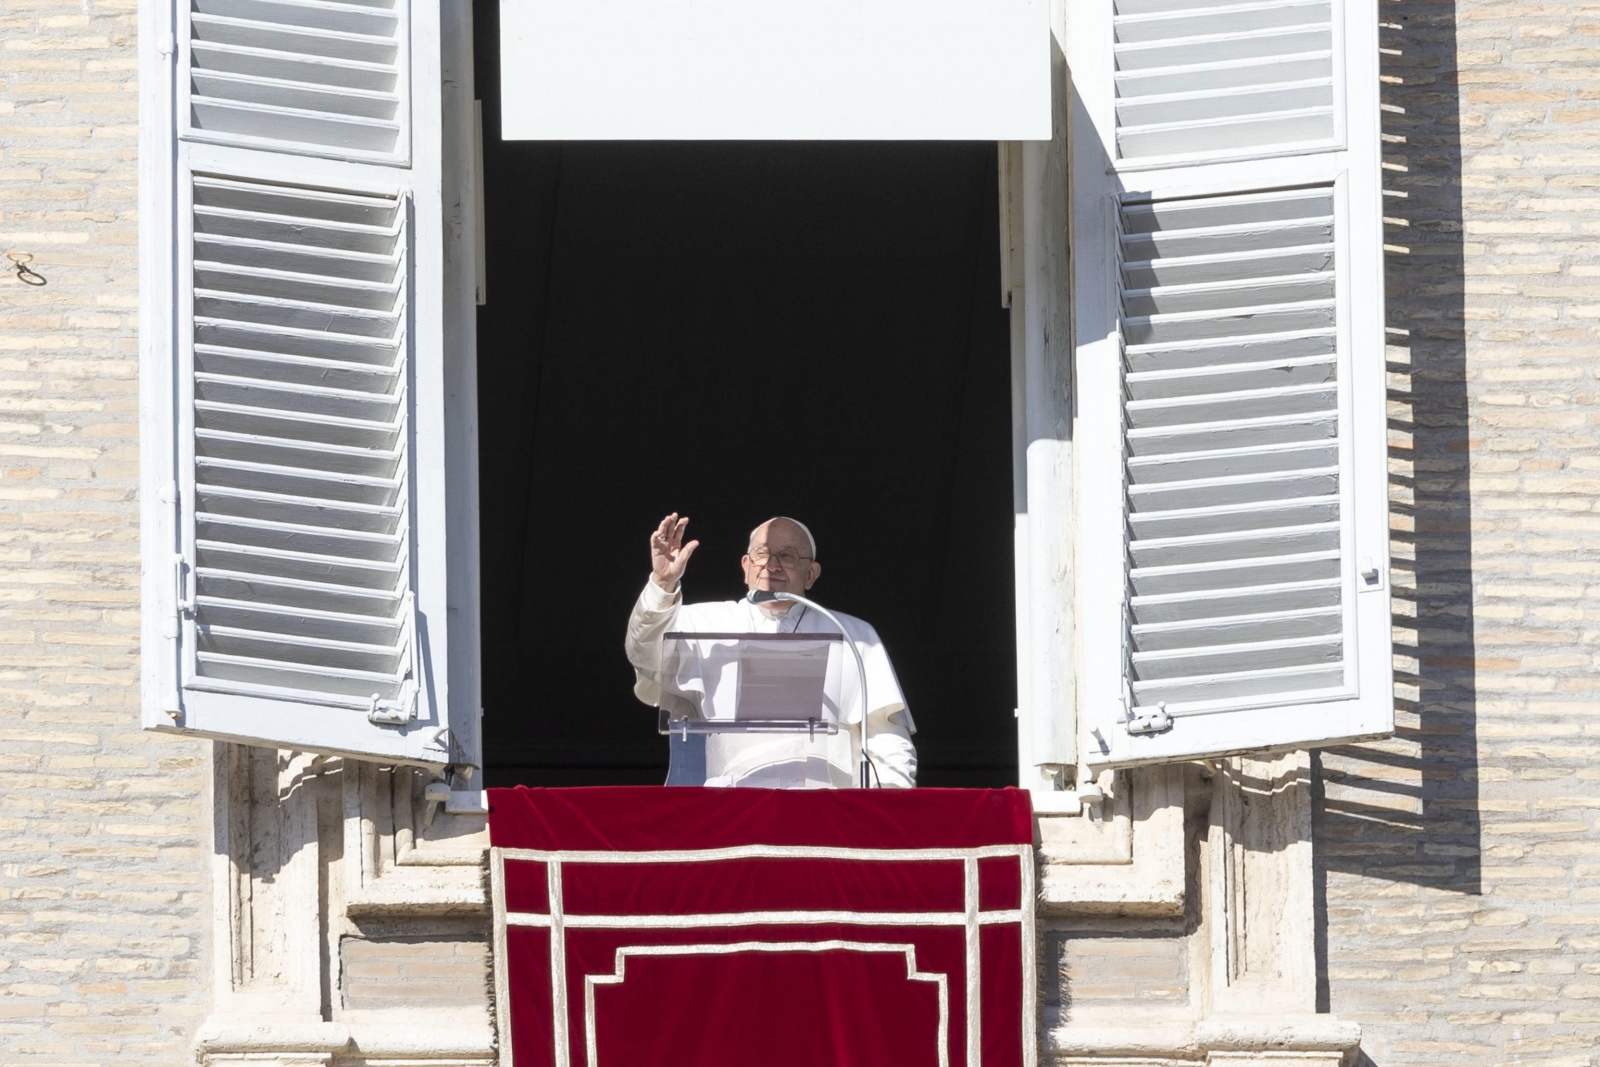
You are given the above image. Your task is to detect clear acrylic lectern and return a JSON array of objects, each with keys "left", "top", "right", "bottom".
[{"left": 656, "top": 631, "right": 845, "bottom": 786}]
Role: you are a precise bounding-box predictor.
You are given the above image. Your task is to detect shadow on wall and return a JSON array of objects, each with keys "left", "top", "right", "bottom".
[{"left": 1313, "top": 0, "right": 1481, "bottom": 1004}]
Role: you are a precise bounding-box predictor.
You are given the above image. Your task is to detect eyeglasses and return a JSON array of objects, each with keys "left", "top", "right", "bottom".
[{"left": 747, "top": 547, "right": 813, "bottom": 569}]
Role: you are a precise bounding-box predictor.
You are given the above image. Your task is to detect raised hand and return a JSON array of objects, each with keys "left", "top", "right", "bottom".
[{"left": 649, "top": 512, "right": 699, "bottom": 593}]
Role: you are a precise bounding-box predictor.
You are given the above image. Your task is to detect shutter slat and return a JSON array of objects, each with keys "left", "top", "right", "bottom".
[
  {"left": 195, "top": 211, "right": 402, "bottom": 252},
  {"left": 1127, "top": 411, "right": 1338, "bottom": 457},
  {"left": 1115, "top": 78, "right": 1331, "bottom": 126},
  {"left": 1123, "top": 299, "right": 1337, "bottom": 344},
  {"left": 192, "top": 69, "right": 400, "bottom": 120},
  {"left": 190, "top": 100, "right": 402, "bottom": 154},
  {"left": 193, "top": 293, "right": 401, "bottom": 337},
  {"left": 1114, "top": 24, "right": 1332, "bottom": 71},
  {"left": 1114, "top": 0, "right": 1331, "bottom": 44},
  {"left": 193, "top": 472, "right": 404, "bottom": 501},
  {"left": 195, "top": 399, "right": 402, "bottom": 450},
  {"left": 1125, "top": 381, "right": 1337, "bottom": 427},
  {"left": 1128, "top": 521, "right": 1341, "bottom": 568},
  {"left": 1128, "top": 495, "right": 1341, "bottom": 540},
  {"left": 194, "top": 373, "right": 400, "bottom": 419},
  {"left": 1116, "top": 50, "right": 1332, "bottom": 99},
  {"left": 1132, "top": 607, "right": 1344, "bottom": 652},
  {"left": 194, "top": 652, "right": 405, "bottom": 698},
  {"left": 1129, "top": 468, "right": 1339, "bottom": 513},
  {"left": 197, "top": 0, "right": 399, "bottom": 40},
  {"left": 191, "top": 42, "right": 397, "bottom": 94},
  {"left": 196, "top": 484, "right": 402, "bottom": 531},
  {"left": 194, "top": 345, "right": 399, "bottom": 391},
  {"left": 1130, "top": 578, "right": 1342, "bottom": 623},
  {"left": 1122, "top": 243, "right": 1335, "bottom": 289},
  {"left": 193, "top": 262, "right": 403, "bottom": 308},
  {"left": 1125, "top": 328, "right": 1335, "bottom": 373},
  {"left": 190, "top": 17, "right": 398, "bottom": 66},
  {"left": 1122, "top": 188, "right": 1332, "bottom": 231},
  {"left": 196, "top": 512, "right": 403, "bottom": 561},
  {"left": 1131, "top": 633, "right": 1342, "bottom": 679},
  {"left": 1123, "top": 272, "right": 1335, "bottom": 316},
  {"left": 196, "top": 429, "right": 403, "bottom": 477},
  {"left": 1130, "top": 663, "right": 1346, "bottom": 708},
  {"left": 1132, "top": 605, "right": 1341, "bottom": 651},
  {"left": 1129, "top": 439, "right": 1338, "bottom": 484},
  {"left": 1129, "top": 549, "right": 1341, "bottom": 597},
  {"left": 197, "top": 624, "right": 403, "bottom": 672},
  {"left": 1123, "top": 218, "right": 1335, "bottom": 261},
  {"left": 1118, "top": 108, "right": 1334, "bottom": 159},
  {"left": 195, "top": 322, "right": 402, "bottom": 366},
  {"left": 195, "top": 234, "right": 398, "bottom": 281},
  {"left": 1126, "top": 354, "right": 1335, "bottom": 401},
  {"left": 198, "top": 569, "right": 402, "bottom": 616},
  {"left": 197, "top": 597, "right": 402, "bottom": 643},
  {"left": 196, "top": 540, "right": 403, "bottom": 590}
]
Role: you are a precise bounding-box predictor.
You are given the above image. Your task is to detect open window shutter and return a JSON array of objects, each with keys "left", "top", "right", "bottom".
[
  {"left": 1070, "top": 0, "right": 1391, "bottom": 766},
  {"left": 141, "top": 0, "right": 462, "bottom": 764}
]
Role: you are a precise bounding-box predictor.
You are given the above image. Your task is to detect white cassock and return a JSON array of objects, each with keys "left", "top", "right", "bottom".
[{"left": 626, "top": 581, "right": 918, "bottom": 788}]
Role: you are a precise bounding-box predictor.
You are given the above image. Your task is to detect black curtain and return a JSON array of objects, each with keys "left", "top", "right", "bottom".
[{"left": 475, "top": 3, "right": 1017, "bottom": 787}]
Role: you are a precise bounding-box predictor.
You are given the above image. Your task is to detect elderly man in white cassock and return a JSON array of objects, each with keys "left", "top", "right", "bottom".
[{"left": 626, "top": 513, "right": 918, "bottom": 788}]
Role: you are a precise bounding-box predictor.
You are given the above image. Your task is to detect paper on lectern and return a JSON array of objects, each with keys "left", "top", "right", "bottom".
[{"left": 663, "top": 633, "right": 845, "bottom": 723}]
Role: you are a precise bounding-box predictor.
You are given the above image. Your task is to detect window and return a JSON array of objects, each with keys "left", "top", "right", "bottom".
[{"left": 138, "top": 0, "right": 1391, "bottom": 779}]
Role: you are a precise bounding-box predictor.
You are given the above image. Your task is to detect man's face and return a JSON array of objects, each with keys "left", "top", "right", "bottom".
[{"left": 741, "top": 519, "right": 821, "bottom": 597}]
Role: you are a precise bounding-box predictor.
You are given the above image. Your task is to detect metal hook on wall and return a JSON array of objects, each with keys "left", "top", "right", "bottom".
[{"left": 6, "top": 252, "right": 47, "bottom": 287}]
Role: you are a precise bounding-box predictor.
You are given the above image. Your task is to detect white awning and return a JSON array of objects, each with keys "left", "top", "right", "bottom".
[{"left": 498, "top": 0, "right": 1052, "bottom": 140}]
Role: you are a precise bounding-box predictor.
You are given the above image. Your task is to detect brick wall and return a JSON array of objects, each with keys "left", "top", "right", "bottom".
[
  {"left": 0, "top": 2, "right": 210, "bottom": 1064},
  {"left": 340, "top": 936, "right": 491, "bottom": 1011},
  {"left": 1042, "top": 923, "right": 1190, "bottom": 1014},
  {"left": 1316, "top": 0, "right": 1600, "bottom": 1063}
]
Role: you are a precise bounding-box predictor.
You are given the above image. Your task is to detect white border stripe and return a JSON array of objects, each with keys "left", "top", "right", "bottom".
[
  {"left": 1021, "top": 847, "right": 1037, "bottom": 1067},
  {"left": 490, "top": 847, "right": 515, "bottom": 1067},
  {"left": 505, "top": 908, "right": 1026, "bottom": 928},
  {"left": 548, "top": 860, "right": 569, "bottom": 1067},
  {"left": 964, "top": 857, "right": 981, "bottom": 1067},
  {"left": 498, "top": 843, "right": 1030, "bottom": 864},
  {"left": 582, "top": 941, "right": 950, "bottom": 1067}
]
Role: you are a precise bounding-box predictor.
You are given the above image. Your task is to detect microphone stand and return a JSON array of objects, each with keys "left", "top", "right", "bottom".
[{"left": 747, "top": 590, "right": 873, "bottom": 788}]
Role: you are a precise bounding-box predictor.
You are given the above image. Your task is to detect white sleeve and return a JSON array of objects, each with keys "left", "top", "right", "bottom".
[
  {"left": 624, "top": 580, "right": 682, "bottom": 706},
  {"left": 865, "top": 707, "right": 917, "bottom": 788}
]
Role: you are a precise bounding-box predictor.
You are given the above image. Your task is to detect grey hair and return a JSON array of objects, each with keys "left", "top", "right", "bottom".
[{"left": 748, "top": 516, "right": 818, "bottom": 560}]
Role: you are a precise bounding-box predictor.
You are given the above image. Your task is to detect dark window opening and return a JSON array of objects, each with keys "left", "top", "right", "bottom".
[{"left": 475, "top": 6, "right": 1017, "bottom": 787}]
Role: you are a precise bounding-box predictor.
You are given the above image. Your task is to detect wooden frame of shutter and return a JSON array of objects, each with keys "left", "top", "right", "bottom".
[
  {"left": 1069, "top": 0, "right": 1391, "bottom": 766},
  {"left": 140, "top": 0, "right": 481, "bottom": 766}
]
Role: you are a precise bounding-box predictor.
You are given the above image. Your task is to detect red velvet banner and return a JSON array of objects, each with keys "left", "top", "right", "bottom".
[{"left": 488, "top": 787, "right": 1035, "bottom": 1067}]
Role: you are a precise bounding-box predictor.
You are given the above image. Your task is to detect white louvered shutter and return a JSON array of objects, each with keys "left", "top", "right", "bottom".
[
  {"left": 140, "top": 0, "right": 469, "bottom": 763},
  {"left": 1070, "top": 0, "right": 1391, "bottom": 765}
]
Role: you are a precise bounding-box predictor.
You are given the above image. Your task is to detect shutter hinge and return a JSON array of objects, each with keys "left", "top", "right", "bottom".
[
  {"left": 156, "top": 32, "right": 175, "bottom": 59},
  {"left": 367, "top": 681, "right": 417, "bottom": 726},
  {"left": 1125, "top": 702, "right": 1173, "bottom": 736},
  {"left": 164, "top": 553, "right": 193, "bottom": 639}
]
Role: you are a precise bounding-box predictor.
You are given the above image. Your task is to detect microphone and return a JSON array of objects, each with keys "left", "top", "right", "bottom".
[{"left": 745, "top": 590, "right": 785, "bottom": 605}]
